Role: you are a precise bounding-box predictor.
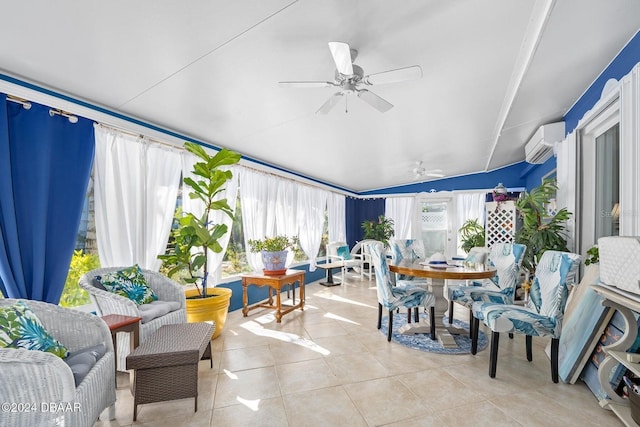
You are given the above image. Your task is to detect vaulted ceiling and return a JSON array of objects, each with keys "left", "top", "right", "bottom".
[{"left": 1, "top": 1, "right": 639, "bottom": 192}]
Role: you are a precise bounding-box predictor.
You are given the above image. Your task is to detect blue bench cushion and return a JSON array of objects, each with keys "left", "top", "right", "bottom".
[
  {"left": 137, "top": 300, "right": 181, "bottom": 324},
  {"left": 64, "top": 343, "right": 107, "bottom": 386}
]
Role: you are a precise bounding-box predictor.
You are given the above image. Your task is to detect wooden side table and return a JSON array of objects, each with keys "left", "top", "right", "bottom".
[
  {"left": 101, "top": 314, "right": 142, "bottom": 386},
  {"left": 241, "top": 270, "right": 305, "bottom": 322}
]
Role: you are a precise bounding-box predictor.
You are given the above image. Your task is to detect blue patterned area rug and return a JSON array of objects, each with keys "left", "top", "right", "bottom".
[{"left": 379, "top": 312, "right": 488, "bottom": 355}]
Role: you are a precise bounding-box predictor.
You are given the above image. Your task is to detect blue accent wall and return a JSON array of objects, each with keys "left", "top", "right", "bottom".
[
  {"left": 362, "top": 162, "right": 527, "bottom": 195},
  {"left": 346, "top": 197, "right": 385, "bottom": 248},
  {"left": 564, "top": 30, "right": 640, "bottom": 134},
  {"left": 520, "top": 156, "right": 557, "bottom": 190}
]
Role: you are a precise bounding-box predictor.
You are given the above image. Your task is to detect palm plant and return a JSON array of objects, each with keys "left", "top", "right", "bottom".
[
  {"left": 459, "top": 218, "right": 486, "bottom": 253},
  {"left": 514, "top": 178, "right": 571, "bottom": 274},
  {"left": 361, "top": 215, "right": 395, "bottom": 247}
]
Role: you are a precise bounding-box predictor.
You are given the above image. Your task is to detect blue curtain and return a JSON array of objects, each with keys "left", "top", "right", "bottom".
[
  {"left": 0, "top": 95, "right": 95, "bottom": 303},
  {"left": 345, "top": 197, "right": 385, "bottom": 248}
]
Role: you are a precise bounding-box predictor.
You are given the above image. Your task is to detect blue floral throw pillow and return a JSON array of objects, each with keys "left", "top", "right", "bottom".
[
  {"left": 97, "top": 264, "right": 158, "bottom": 306},
  {"left": 0, "top": 301, "right": 69, "bottom": 358}
]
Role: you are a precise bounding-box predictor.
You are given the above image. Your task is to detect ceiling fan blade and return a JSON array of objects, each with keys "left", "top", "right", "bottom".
[
  {"left": 328, "top": 42, "right": 354, "bottom": 76},
  {"left": 357, "top": 89, "right": 393, "bottom": 112},
  {"left": 316, "top": 92, "right": 343, "bottom": 114},
  {"left": 363, "top": 65, "right": 423, "bottom": 85},
  {"left": 278, "top": 81, "right": 336, "bottom": 88},
  {"left": 425, "top": 172, "right": 445, "bottom": 178}
]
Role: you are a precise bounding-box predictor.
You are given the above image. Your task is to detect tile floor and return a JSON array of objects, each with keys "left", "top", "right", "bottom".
[{"left": 95, "top": 275, "right": 621, "bottom": 426}]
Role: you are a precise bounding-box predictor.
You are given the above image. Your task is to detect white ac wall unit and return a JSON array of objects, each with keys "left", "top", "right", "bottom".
[{"left": 524, "top": 122, "right": 565, "bottom": 164}]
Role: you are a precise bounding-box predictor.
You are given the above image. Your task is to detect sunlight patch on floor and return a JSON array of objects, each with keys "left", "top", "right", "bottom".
[
  {"left": 223, "top": 369, "right": 238, "bottom": 380},
  {"left": 323, "top": 312, "right": 360, "bottom": 325},
  {"left": 240, "top": 320, "right": 330, "bottom": 355},
  {"left": 312, "top": 291, "right": 376, "bottom": 309},
  {"left": 236, "top": 396, "right": 260, "bottom": 411}
]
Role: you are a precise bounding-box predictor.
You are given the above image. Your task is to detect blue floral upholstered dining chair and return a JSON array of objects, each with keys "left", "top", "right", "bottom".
[
  {"left": 470, "top": 250, "right": 581, "bottom": 382},
  {"left": 447, "top": 243, "right": 526, "bottom": 329},
  {"left": 370, "top": 242, "right": 436, "bottom": 341},
  {"left": 389, "top": 239, "right": 426, "bottom": 282}
]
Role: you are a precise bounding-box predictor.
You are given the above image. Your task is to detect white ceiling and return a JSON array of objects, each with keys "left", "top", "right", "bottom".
[{"left": 1, "top": 1, "right": 639, "bottom": 192}]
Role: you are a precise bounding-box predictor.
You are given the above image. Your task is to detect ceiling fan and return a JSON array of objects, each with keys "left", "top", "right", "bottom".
[
  {"left": 279, "top": 42, "right": 422, "bottom": 114},
  {"left": 412, "top": 161, "right": 444, "bottom": 180}
]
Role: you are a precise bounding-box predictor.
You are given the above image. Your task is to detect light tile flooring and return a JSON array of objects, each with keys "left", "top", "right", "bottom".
[{"left": 95, "top": 275, "right": 620, "bottom": 426}]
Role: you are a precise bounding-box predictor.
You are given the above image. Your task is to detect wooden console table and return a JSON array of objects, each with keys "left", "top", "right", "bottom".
[
  {"left": 241, "top": 270, "right": 305, "bottom": 322},
  {"left": 591, "top": 284, "right": 640, "bottom": 426}
]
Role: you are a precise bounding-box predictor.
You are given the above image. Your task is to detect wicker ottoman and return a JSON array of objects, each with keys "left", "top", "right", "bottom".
[{"left": 126, "top": 322, "right": 214, "bottom": 421}]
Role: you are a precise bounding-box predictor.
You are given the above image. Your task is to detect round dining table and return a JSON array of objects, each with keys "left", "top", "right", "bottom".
[{"left": 388, "top": 260, "right": 497, "bottom": 348}]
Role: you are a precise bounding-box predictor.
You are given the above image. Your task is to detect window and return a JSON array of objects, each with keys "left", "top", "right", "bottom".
[{"left": 594, "top": 124, "right": 620, "bottom": 238}]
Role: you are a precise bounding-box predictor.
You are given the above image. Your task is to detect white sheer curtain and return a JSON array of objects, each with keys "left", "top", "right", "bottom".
[
  {"left": 327, "top": 192, "right": 346, "bottom": 243},
  {"left": 296, "top": 186, "right": 328, "bottom": 271},
  {"left": 556, "top": 132, "right": 577, "bottom": 251},
  {"left": 385, "top": 197, "right": 415, "bottom": 240},
  {"left": 454, "top": 191, "right": 487, "bottom": 253},
  {"left": 238, "top": 168, "right": 277, "bottom": 271},
  {"left": 94, "top": 125, "right": 182, "bottom": 270},
  {"left": 275, "top": 178, "right": 298, "bottom": 265},
  {"left": 181, "top": 151, "right": 239, "bottom": 282}
]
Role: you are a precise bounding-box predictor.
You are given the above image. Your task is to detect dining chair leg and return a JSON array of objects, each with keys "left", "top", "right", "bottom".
[
  {"left": 387, "top": 310, "right": 393, "bottom": 342},
  {"left": 377, "top": 303, "right": 382, "bottom": 330},
  {"left": 526, "top": 335, "right": 533, "bottom": 362},
  {"left": 414, "top": 307, "right": 419, "bottom": 323},
  {"left": 407, "top": 309, "right": 412, "bottom": 324},
  {"left": 471, "top": 317, "right": 479, "bottom": 355},
  {"left": 551, "top": 338, "right": 559, "bottom": 383},
  {"left": 489, "top": 331, "right": 500, "bottom": 378},
  {"left": 429, "top": 306, "right": 436, "bottom": 340},
  {"left": 448, "top": 301, "right": 454, "bottom": 324},
  {"left": 509, "top": 333, "right": 514, "bottom": 339},
  {"left": 468, "top": 309, "right": 474, "bottom": 340}
]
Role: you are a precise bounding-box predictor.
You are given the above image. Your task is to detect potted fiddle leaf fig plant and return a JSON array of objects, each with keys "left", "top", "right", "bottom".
[
  {"left": 158, "top": 141, "right": 240, "bottom": 338},
  {"left": 248, "top": 235, "right": 299, "bottom": 275}
]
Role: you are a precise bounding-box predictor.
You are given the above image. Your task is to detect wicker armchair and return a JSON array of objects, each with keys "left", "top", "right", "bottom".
[
  {"left": 0, "top": 298, "right": 116, "bottom": 427},
  {"left": 79, "top": 267, "right": 187, "bottom": 371}
]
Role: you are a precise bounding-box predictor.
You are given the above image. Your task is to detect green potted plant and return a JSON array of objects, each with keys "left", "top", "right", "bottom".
[
  {"left": 585, "top": 245, "right": 599, "bottom": 266},
  {"left": 458, "top": 218, "right": 485, "bottom": 253},
  {"left": 158, "top": 141, "right": 240, "bottom": 338},
  {"left": 361, "top": 215, "right": 395, "bottom": 247},
  {"left": 248, "top": 235, "right": 299, "bottom": 275},
  {"left": 514, "top": 178, "right": 572, "bottom": 275}
]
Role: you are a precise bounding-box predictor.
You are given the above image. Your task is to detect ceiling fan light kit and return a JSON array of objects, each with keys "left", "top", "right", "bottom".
[{"left": 279, "top": 42, "right": 422, "bottom": 114}]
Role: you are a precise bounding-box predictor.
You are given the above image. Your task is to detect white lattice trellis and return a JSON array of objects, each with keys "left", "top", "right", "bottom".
[
  {"left": 485, "top": 201, "right": 517, "bottom": 247},
  {"left": 421, "top": 211, "right": 447, "bottom": 230}
]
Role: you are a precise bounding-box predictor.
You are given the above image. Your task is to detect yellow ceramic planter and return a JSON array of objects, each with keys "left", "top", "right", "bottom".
[{"left": 184, "top": 287, "right": 232, "bottom": 339}]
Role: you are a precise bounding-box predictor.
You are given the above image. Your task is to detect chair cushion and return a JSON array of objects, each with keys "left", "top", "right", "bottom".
[
  {"left": 337, "top": 245, "right": 351, "bottom": 260},
  {"left": 97, "top": 264, "right": 158, "bottom": 306},
  {"left": 0, "top": 300, "right": 69, "bottom": 358},
  {"left": 449, "top": 286, "right": 511, "bottom": 309},
  {"left": 472, "top": 302, "right": 560, "bottom": 337},
  {"left": 64, "top": 343, "right": 107, "bottom": 386},
  {"left": 137, "top": 300, "right": 181, "bottom": 324}
]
